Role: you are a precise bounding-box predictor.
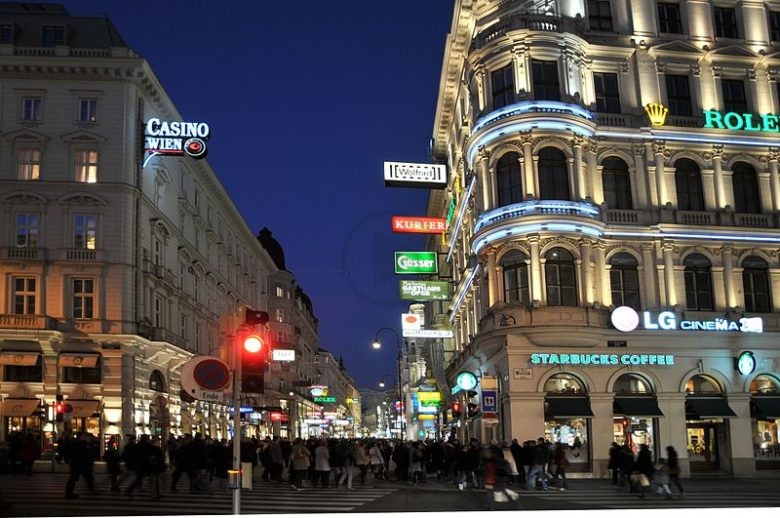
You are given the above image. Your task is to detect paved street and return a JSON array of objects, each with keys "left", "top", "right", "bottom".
[{"left": 1, "top": 470, "right": 779, "bottom": 516}]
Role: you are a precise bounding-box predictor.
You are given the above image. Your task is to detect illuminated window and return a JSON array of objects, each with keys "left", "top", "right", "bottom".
[
  {"left": 545, "top": 247, "right": 577, "bottom": 306},
  {"left": 491, "top": 64, "right": 515, "bottom": 109},
  {"left": 609, "top": 253, "right": 640, "bottom": 310},
  {"left": 150, "top": 370, "right": 165, "bottom": 392},
  {"left": 72, "top": 278, "right": 95, "bottom": 319},
  {"left": 750, "top": 374, "right": 780, "bottom": 395},
  {"left": 685, "top": 374, "right": 722, "bottom": 394},
  {"left": 545, "top": 373, "right": 585, "bottom": 395},
  {"left": 614, "top": 373, "right": 653, "bottom": 395},
  {"left": 501, "top": 250, "right": 529, "bottom": 305},
  {"left": 276, "top": 286, "right": 285, "bottom": 298},
  {"left": 674, "top": 158, "right": 704, "bottom": 211},
  {"left": 275, "top": 308, "right": 285, "bottom": 323},
  {"left": 538, "top": 147, "right": 570, "bottom": 200},
  {"left": 665, "top": 74, "right": 692, "bottom": 116},
  {"left": 683, "top": 253, "right": 713, "bottom": 311},
  {"left": 41, "top": 25, "right": 65, "bottom": 47},
  {"left": 21, "top": 97, "right": 41, "bottom": 121},
  {"left": 732, "top": 162, "right": 760, "bottom": 214},
  {"left": 713, "top": 7, "right": 739, "bottom": 39},
  {"left": 12, "top": 277, "right": 36, "bottom": 315},
  {"left": 658, "top": 3, "right": 683, "bottom": 34},
  {"left": 74, "top": 214, "right": 97, "bottom": 249},
  {"left": 17, "top": 148, "right": 40, "bottom": 180},
  {"left": 532, "top": 60, "right": 560, "bottom": 101},
  {"left": 593, "top": 72, "right": 620, "bottom": 113},
  {"left": 588, "top": 0, "right": 613, "bottom": 31},
  {"left": 496, "top": 152, "right": 523, "bottom": 206},
  {"left": 742, "top": 256, "right": 772, "bottom": 313},
  {"left": 15, "top": 213, "right": 39, "bottom": 248},
  {"left": 721, "top": 79, "right": 747, "bottom": 113},
  {"left": 602, "top": 157, "right": 632, "bottom": 209},
  {"left": 79, "top": 98, "right": 97, "bottom": 122},
  {"left": 75, "top": 149, "right": 98, "bottom": 183},
  {"left": 770, "top": 12, "right": 780, "bottom": 41}
]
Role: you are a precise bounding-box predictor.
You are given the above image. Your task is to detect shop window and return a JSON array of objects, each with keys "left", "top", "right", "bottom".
[
  {"left": 588, "top": 0, "right": 613, "bottom": 32},
  {"left": 685, "top": 374, "right": 722, "bottom": 395},
  {"left": 531, "top": 60, "right": 560, "bottom": 101},
  {"left": 732, "top": 162, "right": 760, "bottom": 214},
  {"left": 3, "top": 356, "right": 42, "bottom": 382},
  {"left": 496, "top": 152, "right": 523, "bottom": 206},
  {"left": 538, "top": 147, "right": 570, "bottom": 200},
  {"left": 742, "top": 255, "right": 772, "bottom": 313},
  {"left": 602, "top": 157, "right": 632, "bottom": 209},
  {"left": 150, "top": 370, "right": 165, "bottom": 392},
  {"left": 751, "top": 374, "right": 780, "bottom": 395},
  {"left": 61, "top": 364, "right": 101, "bottom": 384},
  {"left": 721, "top": 79, "right": 747, "bottom": 113},
  {"left": 614, "top": 373, "right": 653, "bottom": 394},
  {"left": 675, "top": 158, "right": 704, "bottom": 211},
  {"left": 609, "top": 253, "right": 640, "bottom": 310},
  {"left": 491, "top": 64, "right": 515, "bottom": 109},
  {"left": 749, "top": 375, "right": 780, "bottom": 465},
  {"left": 658, "top": 3, "right": 683, "bottom": 34},
  {"left": 665, "top": 74, "right": 692, "bottom": 116},
  {"left": 544, "top": 373, "right": 585, "bottom": 395},
  {"left": 714, "top": 6, "right": 739, "bottom": 39},
  {"left": 593, "top": 72, "right": 620, "bottom": 113},
  {"left": 684, "top": 253, "right": 714, "bottom": 311},
  {"left": 501, "top": 250, "right": 529, "bottom": 305}
]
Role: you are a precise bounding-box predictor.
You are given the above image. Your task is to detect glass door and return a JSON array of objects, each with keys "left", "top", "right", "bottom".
[{"left": 687, "top": 423, "right": 719, "bottom": 471}]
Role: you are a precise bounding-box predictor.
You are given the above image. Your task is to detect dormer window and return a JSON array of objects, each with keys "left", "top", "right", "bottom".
[
  {"left": 41, "top": 26, "right": 65, "bottom": 47},
  {"left": 0, "top": 24, "right": 13, "bottom": 44}
]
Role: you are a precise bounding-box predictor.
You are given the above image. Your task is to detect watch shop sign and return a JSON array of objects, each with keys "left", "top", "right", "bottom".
[{"left": 610, "top": 306, "right": 763, "bottom": 334}]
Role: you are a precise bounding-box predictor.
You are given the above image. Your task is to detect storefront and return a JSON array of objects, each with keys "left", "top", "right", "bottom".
[
  {"left": 750, "top": 374, "right": 780, "bottom": 470},
  {"left": 2, "top": 398, "right": 41, "bottom": 439},
  {"left": 542, "top": 374, "right": 592, "bottom": 473},
  {"left": 612, "top": 374, "right": 663, "bottom": 454}
]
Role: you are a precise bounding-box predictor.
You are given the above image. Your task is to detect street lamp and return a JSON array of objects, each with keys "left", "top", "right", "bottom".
[{"left": 371, "top": 327, "right": 407, "bottom": 441}]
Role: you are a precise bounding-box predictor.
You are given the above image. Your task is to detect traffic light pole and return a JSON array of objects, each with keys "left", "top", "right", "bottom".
[{"left": 232, "top": 332, "right": 242, "bottom": 515}]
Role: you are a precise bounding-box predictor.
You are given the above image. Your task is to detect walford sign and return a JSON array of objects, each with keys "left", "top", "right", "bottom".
[
  {"left": 611, "top": 306, "right": 763, "bottom": 334},
  {"left": 703, "top": 110, "right": 780, "bottom": 132},
  {"left": 394, "top": 251, "right": 438, "bottom": 274},
  {"left": 384, "top": 161, "right": 447, "bottom": 189},
  {"left": 399, "top": 280, "right": 451, "bottom": 301}
]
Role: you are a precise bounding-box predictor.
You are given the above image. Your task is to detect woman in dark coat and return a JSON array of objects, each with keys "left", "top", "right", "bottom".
[
  {"left": 634, "top": 444, "right": 654, "bottom": 499},
  {"left": 665, "top": 445, "right": 684, "bottom": 497}
]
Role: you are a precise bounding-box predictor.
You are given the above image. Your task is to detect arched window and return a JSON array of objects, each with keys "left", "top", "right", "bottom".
[
  {"left": 496, "top": 152, "right": 523, "bottom": 206},
  {"left": 684, "top": 253, "right": 713, "bottom": 310},
  {"left": 544, "top": 373, "right": 586, "bottom": 395},
  {"left": 150, "top": 370, "right": 165, "bottom": 392},
  {"left": 609, "top": 252, "right": 640, "bottom": 310},
  {"left": 545, "top": 247, "right": 577, "bottom": 306},
  {"left": 538, "top": 148, "right": 570, "bottom": 200},
  {"left": 675, "top": 158, "right": 705, "bottom": 211},
  {"left": 501, "top": 250, "right": 529, "bottom": 304},
  {"left": 742, "top": 255, "right": 772, "bottom": 313},
  {"left": 602, "top": 157, "right": 632, "bottom": 209},
  {"left": 685, "top": 374, "right": 722, "bottom": 395},
  {"left": 732, "top": 162, "right": 761, "bottom": 214},
  {"left": 750, "top": 374, "right": 780, "bottom": 395},
  {"left": 614, "top": 373, "right": 654, "bottom": 395}
]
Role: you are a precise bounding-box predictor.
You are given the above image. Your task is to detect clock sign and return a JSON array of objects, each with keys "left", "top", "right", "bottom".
[{"left": 736, "top": 351, "right": 756, "bottom": 376}]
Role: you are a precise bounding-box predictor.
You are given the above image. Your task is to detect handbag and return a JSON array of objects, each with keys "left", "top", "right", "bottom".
[{"left": 638, "top": 473, "right": 650, "bottom": 487}]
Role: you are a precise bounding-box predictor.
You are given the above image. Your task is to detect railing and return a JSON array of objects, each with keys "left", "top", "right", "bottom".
[
  {"left": 676, "top": 210, "right": 714, "bottom": 225},
  {"left": 151, "top": 327, "right": 186, "bottom": 348},
  {"left": 0, "top": 314, "right": 52, "bottom": 330},
  {"left": 63, "top": 248, "right": 99, "bottom": 261},
  {"left": 151, "top": 264, "right": 178, "bottom": 287},
  {"left": 2, "top": 247, "right": 43, "bottom": 261},
  {"left": 472, "top": 13, "right": 585, "bottom": 49},
  {"left": 604, "top": 209, "right": 641, "bottom": 224},
  {"left": 13, "top": 46, "right": 55, "bottom": 56},
  {"left": 476, "top": 200, "right": 600, "bottom": 232},
  {"left": 595, "top": 113, "right": 637, "bottom": 127},
  {"left": 735, "top": 213, "right": 772, "bottom": 228}
]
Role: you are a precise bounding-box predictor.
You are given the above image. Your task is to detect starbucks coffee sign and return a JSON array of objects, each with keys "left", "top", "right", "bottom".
[{"left": 394, "top": 252, "right": 438, "bottom": 274}]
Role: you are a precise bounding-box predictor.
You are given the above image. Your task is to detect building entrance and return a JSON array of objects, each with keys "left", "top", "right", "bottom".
[{"left": 686, "top": 423, "right": 719, "bottom": 471}]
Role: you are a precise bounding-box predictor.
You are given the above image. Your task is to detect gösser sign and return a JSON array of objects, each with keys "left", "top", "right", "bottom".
[
  {"left": 384, "top": 161, "right": 447, "bottom": 189},
  {"left": 395, "top": 252, "right": 438, "bottom": 274},
  {"left": 610, "top": 306, "right": 763, "bottom": 334}
]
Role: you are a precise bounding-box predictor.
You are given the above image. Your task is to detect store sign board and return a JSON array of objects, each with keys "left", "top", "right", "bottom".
[
  {"left": 144, "top": 118, "right": 210, "bottom": 162},
  {"left": 736, "top": 351, "right": 756, "bottom": 375},
  {"left": 395, "top": 252, "right": 438, "bottom": 274},
  {"left": 402, "top": 313, "right": 422, "bottom": 331},
  {"left": 272, "top": 349, "right": 295, "bottom": 362},
  {"left": 399, "top": 280, "right": 451, "bottom": 301},
  {"left": 313, "top": 396, "right": 337, "bottom": 403},
  {"left": 384, "top": 161, "right": 447, "bottom": 189},
  {"left": 531, "top": 353, "right": 675, "bottom": 366},
  {"left": 703, "top": 110, "right": 780, "bottom": 133},
  {"left": 402, "top": 329, "right": 454, "bottom": 339},
  {"left": 611, "top": 306, "right": 763, "bottom": 334},
  {"left": 392, "top": 216, "right": 447, "bottom": 234}
]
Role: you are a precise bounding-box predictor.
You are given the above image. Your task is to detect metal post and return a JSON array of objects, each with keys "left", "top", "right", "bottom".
[{"left": 232, "top": 333, "right": 241, "bottom": 515}]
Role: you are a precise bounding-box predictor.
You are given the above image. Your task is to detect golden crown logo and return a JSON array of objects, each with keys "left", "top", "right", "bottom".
[{"left": 644, "top": 102, "right": 669, "bottom": 127}]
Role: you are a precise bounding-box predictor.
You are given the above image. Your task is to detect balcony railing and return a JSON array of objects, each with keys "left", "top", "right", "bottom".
[
  {"left": 0, "top": 314, "right": 53, "bottom": 330},
  {"left": 60, "top": 248, "right": 103, "bottom": 262},
  {"left": 476, "top": 200, "right": 601, "bottom": 232},
  {"left": 150, "top": 327, "right": 186, "bottom": 348},
  {"left": 472, "top": 13, "right": 585, "bottom": 49},
  {"left": 676, "top": 210, "right": 715, "bottom": 226},
  {"left": 1, "top": 247, "right": 43, "bottom": 261}
]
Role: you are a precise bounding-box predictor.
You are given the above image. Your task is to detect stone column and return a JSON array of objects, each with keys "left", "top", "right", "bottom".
[
  {"left": 663, "top": 244, "right": 677, "bottom": 307},
  {"left": 477, "top": 150, "right": 491, "bottom": 212},
  {"left": 656, "top": 392, "right": 690, "bottom": 476},
  {"left": 590, "top": 393, "right": 615, "bottom": 478},
  {"left": 632, "top": 144, "right": 649, "bottom": 207},
  {"left": 585, "top": 139, "right": 599, "bottom": 203},
  {"left": 641, "top": 244, "right": 658, "bottom": 308},
  {"left": 653, "top": 141, "right": 669, "bottom": 206},
  {"left": 768, "top": 148, "right": 780, "bottom": 212},
  {"left": 722, "top": 246, "right": 736, "bottom": 308},
  {"left": 572, "top": 136, "right": 586, "bottom": 200},
  {"left": 487, "top": 251, "right": 498, "bottom": 307},
  {"left": 529, "top": 236, "right": 543, "bottom": 303},
  {"left": 474, "top": 64, "right": 486, "bottom": 113},
  {"left": 595, "top": 243, "right": 610, "bottom": 306},
  {"left": 711, "top": 146, "right": 726, "bottom": 208},
  {"left": 521, "top": 133, "right": 536, "bottom": 199},
  {"left": 580, "top": 239, "right": 593, "bottom": 305},
  {"left": 728, "top": 393, "right": 757, "bottom": 477},
  {"left": 506, "top": 393, "right": 546, "bottom": 446}
]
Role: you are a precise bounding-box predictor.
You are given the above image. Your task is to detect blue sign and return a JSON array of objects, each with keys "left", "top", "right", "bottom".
[{"left": 481, "top": 390, "right": 497, "bottom": 413}]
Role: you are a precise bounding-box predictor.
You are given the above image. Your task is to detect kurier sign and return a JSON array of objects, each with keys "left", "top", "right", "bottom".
[
  {"left": 384, "top": 161, "right": 447, "bottom": 189},
  {"left": 395, "top": 251, "right": 438, "bottom": 274},
  {"left": 392, "top": 216, "right": 447, "bottom": 234},
  {"left": 399, "top": 280, "right": 451, "bottom": 301},
  {"left": 611, "top": 306, "right": 763, "bottom": 334}
]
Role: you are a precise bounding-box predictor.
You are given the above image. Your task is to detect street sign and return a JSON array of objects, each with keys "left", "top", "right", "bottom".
[
  {"left": 180, "top": 356, "right": 232, "bottom": 402},
  {"left": 481, "top": 390, "right": 497, "bottom": 413},
  {"left": 384, "top": 161, "right": 447, "bottom": 189},
  {"left": 394, "top": 251, "right": 438, "bottom": 274},
  {"left": 402, "top": 329, "right": 454, "bottom": 338},
  {"left": 272, "top": 349, "right": 295, "bottom": 362}
]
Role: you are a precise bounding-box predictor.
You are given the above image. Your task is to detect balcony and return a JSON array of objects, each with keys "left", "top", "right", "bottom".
[
  {"left": 59, "top": 248, "right": 104, "bottom": 262},
  {"left": 0, "top": 314, "right": 54, "bottom": 330},
  {"left": 472, "top": 13, "right": 585, "bottom": 49},
  {"left": 1, "top": 247, "right": 44, "bottom": 261},
  {"left": 476, "top": 200, "right": 601, "bottom": 233},
  {"left": 144, "top": 262, "right": 178, "bottom": 288}
]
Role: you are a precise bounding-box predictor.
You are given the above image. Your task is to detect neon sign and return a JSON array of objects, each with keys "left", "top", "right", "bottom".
[
  {"left": 531, "top": 353, "right": 675, "bottom": 366},
  {"left": 611, "top": 306, "right": 763, "bottom": 334},
  {"left": 703, "top": 110, "right": 780, "bottom": 132}
]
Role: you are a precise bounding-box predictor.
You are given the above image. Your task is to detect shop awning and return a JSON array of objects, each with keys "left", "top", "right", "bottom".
[
  {"left": 614, "top": 397, "right": 664, "bottom": 417},
  {"left": 59, "top": 353, "right": 99, "bottom": 368},
  {"left": 2, "top": 398, "right": 40, "bottom": 417},
  {"left": 69, "top": 399, "right": 100, "bottom": 418},
  {"left": 0, "top": 351, "right": 40, "bottom": 366},
  {"left": 544, "top": 397, "right": 594, "bottom": 418},
  {"left": 751, "top": 397, "right": 780, "bottom": 419},
  {"left": 685, "top": 397, "right": 736, "bottom": 419}
]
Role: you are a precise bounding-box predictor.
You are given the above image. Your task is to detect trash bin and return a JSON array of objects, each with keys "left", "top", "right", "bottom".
[{"left": 227, "top": 469, "right": 240, "bottom": 490}]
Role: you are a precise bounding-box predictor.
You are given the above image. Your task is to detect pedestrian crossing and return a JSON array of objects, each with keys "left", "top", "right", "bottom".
[{"left": 0, "top": 473, "right": 397, "bottom": 516}]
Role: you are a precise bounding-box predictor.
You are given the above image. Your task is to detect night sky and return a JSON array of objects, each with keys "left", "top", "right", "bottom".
[{"left": 63, "top": 1, "right": 454, "bottom": 389}]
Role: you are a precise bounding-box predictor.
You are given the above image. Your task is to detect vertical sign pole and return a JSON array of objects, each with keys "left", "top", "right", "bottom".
[{"left": 232, "top": 333, "right": 241, "bottom": 515}]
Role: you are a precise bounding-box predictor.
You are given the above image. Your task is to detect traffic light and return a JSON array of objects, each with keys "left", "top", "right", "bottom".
[
  {"left": 467, "top": 402, "right": 479, "bottom": 418},
  {"left": 451, "top": 402, "right": 462, "bottom": 419},
  {"left": 241, "top": 332, "right": 266, "bottom": 393},
  {"left": 245, "top": 309, "right": 269, "bottom": 326},
  {"left": 38, "top": 402, "right": 47, "bottom": 420},
  {"left": 55, "top": 394, "right": 64, "bottom": 422}
]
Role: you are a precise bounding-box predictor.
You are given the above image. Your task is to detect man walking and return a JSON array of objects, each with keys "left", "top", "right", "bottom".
[
  {"left": 526, "top": 437, "right": 549, "bottom": 491},
  {"left": 65, "top": 433, "right": 95, "bottom": 499}
]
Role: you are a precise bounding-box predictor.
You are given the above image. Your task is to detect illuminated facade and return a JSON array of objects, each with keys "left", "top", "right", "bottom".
[
  {"left": 0, "top": 5, "right": 278, "bottom": 450},
  {"left": 428, "top": 0, "right": 780, "bottom": 477}
]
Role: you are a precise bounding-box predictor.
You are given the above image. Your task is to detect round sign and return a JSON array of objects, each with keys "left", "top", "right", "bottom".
[
  {"left": 611, "top": 306, "right": 640, "bottom": 333},
  {"left": 456, "top": 371, "right": 478, "bottom": 391},
  {"left": 193, "top": 358, "right": 231, "bottom": 391},
  {"left": 737, "top": 351, "right": 756, "bottom": 376}
]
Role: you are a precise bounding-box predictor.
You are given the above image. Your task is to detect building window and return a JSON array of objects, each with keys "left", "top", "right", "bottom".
[
  {"left": 496, "top": 152, "right": 523, "bottom": 206},
  {"left": 538, "top": 147, "right": 570, "bottom": 200},
  {"left": 275, "top": 308, "right": 285, "bottom": 323},
  {"left": 713, "top": 7, "right": 739, "bottom": 39},
  {"left": 150, "top": 370, "right": 165, "bottom": 392},
  {"left": 3, "top": 356, "right": 42, "bottom": 382},
  {"left": 658, "top": 3, "right": 683, "bottom": 34},
  {"left": 12, "top": 277, "right": 36, "bottom": 315},
  {"left": 545, "top": 247, "right": 577, "bottom": 306},
  {"left": 17, "top": 148, "right": 41, "bottom": 180},
  {"left": 602, "top": 157, "right": 632, "bottom": 209},
  {"left": 770, "top": 11, "right": 780, "bottom": 41},
  {"left": 0, "top": 24, "right": 13, "bottom": 44},
  {"left": 674, "top": 158, "right": 705, "bottom": 211},
  {"left": 684, "top": 253, "right": 714, "bottom": 311},
  {"left": 732, "top": 162, "right": 760, "bottom": 214},
  {"left": 721, "top": 79, "right": 747, "bottom": 113},
  {"left": 742, "top": 256, "right": 772, "bottom": 313},
  {"left": 72, "top": 278, "right": 95, "bottom": 319},
  {"left": 62, "top": 364, "right": 101, "bottom": 384},
  {"left": 501, "top": 250, "right": 529, "bottom": 305},
  {"left": 154, "top": 297, "right": 163, "bottom": 328},
  {"left": 491, "top": 64, "right": 515, "bottom": 109},
  {"left": 74, "top": 214, "right": 97, "bottom": 249},
  {"left": 665, "top": 74, "right": 692, "bottom": 116},
  {"left": 588, "top": 0, "right": 613, "bottom": 31},
  {"left": 21, "top": 97, "right": 42, "bottom": 121},
  {"left": 41, "top": 25, "right": 65, "bottom": 47},
  {"left": 609, "top": 253, "right": 640, "bottom": 310},
  {"left": 275, "top": 286, "right": 284, "bottom": 298},
  {"left": 593, "top": 72, "right": 620, "bottom": 113},
  {"left": 75, "top": 149, "right": 98, "bottom": 183},
  {"left": 15, "top": 213, "right": 39, "bottom": 248},
  {"left": 532, "top": 60, "right": 560, "bottom": 101},
  {"left": 79, "top": 98, "right": 97, "bottom": 123}
]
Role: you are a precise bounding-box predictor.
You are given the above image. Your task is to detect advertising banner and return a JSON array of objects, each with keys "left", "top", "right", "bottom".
[
  {"left": 395, "top": 251, "right": 438, "bottom": 274},
  {"left": 384, "top": 161, "right": 447, "bottom": 189},
  {"left": 402, "top": 329, "right": 454, "bottom": 339},
  {"left": 392, "top": 216, "right": 447, "bottom": 234},
  {"left": 399, "top": 280, "right": 451, "bottom": 301}
]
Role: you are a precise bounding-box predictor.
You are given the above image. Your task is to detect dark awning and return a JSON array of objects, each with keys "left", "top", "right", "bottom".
[
  {"left": 685, "top": 397, "right": 736, "bottom": 419},
  {"left": 614, "top": 397, "right": 664, "bottom": 417},
  {"left": 751, "top": 397, "right": 780, "bottom": 419},
  {"left": 545, "top": 397, "right": 594, "bottom": 418}
]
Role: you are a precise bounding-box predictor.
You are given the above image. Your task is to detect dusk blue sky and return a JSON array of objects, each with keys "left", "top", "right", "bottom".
[{"left": 64, "top": 1, "right": 454, "bottom": 389}]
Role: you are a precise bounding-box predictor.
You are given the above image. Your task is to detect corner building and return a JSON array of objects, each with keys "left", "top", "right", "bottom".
[{"left": 429, "top": 0, "right": 780, "bottom": 478}]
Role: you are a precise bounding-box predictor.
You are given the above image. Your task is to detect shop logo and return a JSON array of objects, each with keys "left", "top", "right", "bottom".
[
  {"left": 610, "top": 305, "right": 640, "bottom": 332},
  {"left": 644, "top": 102, "right": 669, "bottom": 127},
  {"left": 610, "top": 306, "right": 764, "bottom": 334}
]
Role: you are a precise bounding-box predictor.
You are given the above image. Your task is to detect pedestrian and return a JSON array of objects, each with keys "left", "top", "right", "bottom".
[
  {"left": 19, "top": 432, "right": 40, "bottom": 476},
  {"left": 665, "top": 445, "right": 684, "bottom": 497},
  {"left": 312, "top": 439, "right": 331, "bottom": 488},
  {"left": 520, "top": 440, "right": 534, "bottom": 487},
  {"left": 552, "top": 442, "right": 570, "bottom": 490},
  {"left": 290, "top": 438, "right": 311, "bottom": 490},
  {"left": 501, "top": 442, "right": 519, "bottom": 485},
  {"left": 526, "top": 437, "right": 549, "bottom": 491},
  {"left": 65, "top": 432, "right": 95, "bottom": 499},
  {"left": 104, "top": 439, "right": 122, "bottom": 492},
  {"left": 509, "top": 439, "right": 524, "bottom": 486},
  {"left": 268, "top": 436, "right": 284, "bottom": 483},
  {"left": 619, "top": 444, "right": 634, "bottom": 491},
  {"left": 653, "top": 458, "right": 673, "bottom": 499},
  {"left": 125, "top": 434, "right": 163, "bottom": 499},
  {"left": 368, "top": 441, "right": 385, "bottom": 481},
  {"left": 634, "top": 444, "right": 654, "bottom": 499},
  {"left": 409, "top": 442, "right": 423, "bottom": 486},
  {"left": 608, "top": 442, "right": 621, "bottom": 485},
  {"left": 170, "top": 435, "right": 197, "bottom": 492},
  {"left": 354, "top": 441, "right": 370, "bottom": 485}
]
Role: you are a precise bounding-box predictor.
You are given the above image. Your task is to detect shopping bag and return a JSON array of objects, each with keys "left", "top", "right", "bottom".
[{"left": 638, "top": 474, "right": 650, "bottom": 487}]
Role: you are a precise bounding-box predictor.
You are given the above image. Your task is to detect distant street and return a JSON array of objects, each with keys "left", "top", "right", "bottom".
[{"left": 2, "top": 469, "right": 779, "bottom": 516}]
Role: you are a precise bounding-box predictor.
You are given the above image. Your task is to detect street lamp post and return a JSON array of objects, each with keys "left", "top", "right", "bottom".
[{"left": 371, "top": 327, "right": 407, "bottom": 441}]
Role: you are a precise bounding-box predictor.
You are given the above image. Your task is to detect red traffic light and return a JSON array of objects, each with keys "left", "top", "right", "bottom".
[
  {"left": 452, "top": 403, "right": 461, "bottom": 412},
  {"left": 243, "top": 335, "right": 264, "bottom": 353}
]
